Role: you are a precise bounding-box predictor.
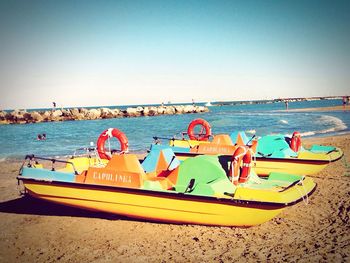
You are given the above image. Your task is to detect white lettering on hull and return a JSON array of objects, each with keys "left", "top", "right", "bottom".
[{"left": 93, "top": 171, "right": 132, "bottom": 183}]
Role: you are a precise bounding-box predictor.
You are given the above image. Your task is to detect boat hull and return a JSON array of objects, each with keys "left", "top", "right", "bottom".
[
  {"left": 165, "top": 138, "right": 343, "bottom": 176},
  {"left": 20, "top": 179, "right": 308, "bottom": 227},
  {"left": 253, "top": 157, "right": 328, "bottom": 176}
]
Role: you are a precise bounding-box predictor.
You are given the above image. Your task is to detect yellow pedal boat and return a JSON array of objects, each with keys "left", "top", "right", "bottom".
[
  {"left": 17, "top": 145, "right": 316, "bottom": 227},
  {"left": 152, "top": 119, "right": 343, "bottom": 176}
]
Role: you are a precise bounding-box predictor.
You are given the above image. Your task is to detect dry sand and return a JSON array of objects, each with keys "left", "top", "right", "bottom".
[{"left": 0, "top": 135, "right": 349, "bottom": 262}]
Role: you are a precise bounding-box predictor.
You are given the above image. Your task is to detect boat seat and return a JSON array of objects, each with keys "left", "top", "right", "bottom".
[
  {"left": 141, "top": 148, "right": 181, "bottom": 190},
  {"left": 150, "top": 143, "right": 191, "bottom": 153},
  {"left": 170, "top": 139, "right": 209, "bottom": 148},
  {"left": 243, "top": 171, "right": 302, "bottom": 191},
  {"left": 143, "top": 175, "right": 177, "bottom": 191},
  {"left": 175, "top": 155, "right": 235, "bottom": 196},
  {"left": 59, "top": 157, "right": 107, "bottom": 174}
]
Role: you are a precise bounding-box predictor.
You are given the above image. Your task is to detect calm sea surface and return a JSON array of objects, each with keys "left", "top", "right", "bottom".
[{"left": 1, "top": 99, "right": 349, "bottom": 160}]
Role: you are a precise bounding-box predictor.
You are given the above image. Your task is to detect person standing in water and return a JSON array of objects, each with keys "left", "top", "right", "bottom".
[
  {"left": 342, "top": 96, "right": 347, "bottom": 110},
  {"left": 284, "top": 100, "right": 289, "bottom": 110}
]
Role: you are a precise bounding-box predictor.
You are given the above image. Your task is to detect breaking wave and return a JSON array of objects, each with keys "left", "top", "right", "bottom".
[
  {"left": 279, "top": 119, "right": 288, "bottom": 124},
  {"left": 286, "top": 115, "right": 347, "bottom": 137},
  {"left": 246, "top": 129, "right": 256, "bottom": 134}
]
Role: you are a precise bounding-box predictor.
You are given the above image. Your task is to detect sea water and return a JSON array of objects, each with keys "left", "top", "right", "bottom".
[{"left": 0, "top": 99, "right": 349, "bottom": 160}]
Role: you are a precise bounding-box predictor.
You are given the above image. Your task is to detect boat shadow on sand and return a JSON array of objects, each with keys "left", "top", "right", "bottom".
[
  {"left": 0, "top": 197, "right": 252, "bottom": 227},
  {"left": 0, "top": 196, "right": 134, "bottom": 221}
]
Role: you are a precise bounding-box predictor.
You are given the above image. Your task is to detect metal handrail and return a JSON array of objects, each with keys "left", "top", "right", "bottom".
[
  {"left": 19, "top": 154, "right": 79, "bottom": 175},
  {"left": 72, "top": 147, "right": 97, "bottom": 157}
]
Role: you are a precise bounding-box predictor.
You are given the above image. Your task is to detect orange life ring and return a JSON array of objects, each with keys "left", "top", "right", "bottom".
[
  {"left": 187, "top": 118, "right": 212, "bottom": 141},
  {"left": 97, "top": 128, "right": 129, "bottom": 160},
  {"left": 229, "top": 146, "right": 252, "bottom": 185},
  {"left": 290, "top": 131, "right": 301, "bottom": 152}
]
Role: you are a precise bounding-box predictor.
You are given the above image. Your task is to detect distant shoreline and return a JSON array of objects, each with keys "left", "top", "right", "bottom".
[
  {"left": 278, "top": 105, "right": 349, "bottom": 112},
  {"left": 1, "top": 96, "right": 345, "bottom": 112},
  {"left": 213, "top": 96, "right": 344, "bottom": 107}
]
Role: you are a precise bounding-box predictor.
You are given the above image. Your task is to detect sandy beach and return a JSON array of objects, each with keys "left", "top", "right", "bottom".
[
  {"left": 0, "top": 134, "right": 349, "bottom": 262},
  {"left": 1, "top": 0, "right": 349, "bottom": 260}
]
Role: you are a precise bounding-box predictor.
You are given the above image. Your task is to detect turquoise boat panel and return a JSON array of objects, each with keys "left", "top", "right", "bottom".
[
  {"left": 21, "top": 167, "right": 75, "bottom": 182},
  {"left": 256, "top": 134, "right": 293, "bottom": 158},
  {"left": 141, "top": 150, "right": 160, "bottom": 173},
  {"left": 141, "top": 147, "right": 180, "bottom": 173},
  {"left": 230, "top": 131, "right": 251, "bottom": 145},
  {"left": 163, "top": 149, "right": 181, "bottom": 170},
  {"left": 256, "top": 134, "right": 338, "bottom": 159},
  {"left": 309, "top": 144, "right": 336, "bottom": 153},
  {"left": 282, "top": 148, "right": 298, "bottom": 158}
]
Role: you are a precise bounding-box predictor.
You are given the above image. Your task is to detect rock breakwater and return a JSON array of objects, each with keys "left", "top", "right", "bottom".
[{"left": 0, "top": 105, "right": 209, "bottom": 125}]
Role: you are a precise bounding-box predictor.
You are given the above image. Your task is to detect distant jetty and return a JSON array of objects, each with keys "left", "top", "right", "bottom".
[
  {"left": 0, "top": 105, "right": 209, "bottom": 125},
  {"left": 214, "top": 96, "right": 344, "bottom": 106}
]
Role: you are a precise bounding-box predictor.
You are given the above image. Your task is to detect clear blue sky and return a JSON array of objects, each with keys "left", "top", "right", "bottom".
[{"left": 1, "top": 0, "right": 349, "bottom": 109}]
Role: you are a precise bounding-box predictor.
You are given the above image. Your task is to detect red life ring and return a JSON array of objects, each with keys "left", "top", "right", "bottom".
[
  {"left": 290, "top": 131, "right": 301, "bottom": 152},
  {"left": 97, "top": 128, "right": 129, "bottom": 160},
  {"left": 187, "top": 118, "right": 212, "bottom": 141},
  {"left": 229, "top": 146, "right": 252, "bottom": 185}
]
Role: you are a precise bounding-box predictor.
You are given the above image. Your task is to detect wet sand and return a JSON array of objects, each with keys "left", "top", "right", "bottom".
[{"left": 0, "top": 135, "right": 349, "bottom": 262}]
